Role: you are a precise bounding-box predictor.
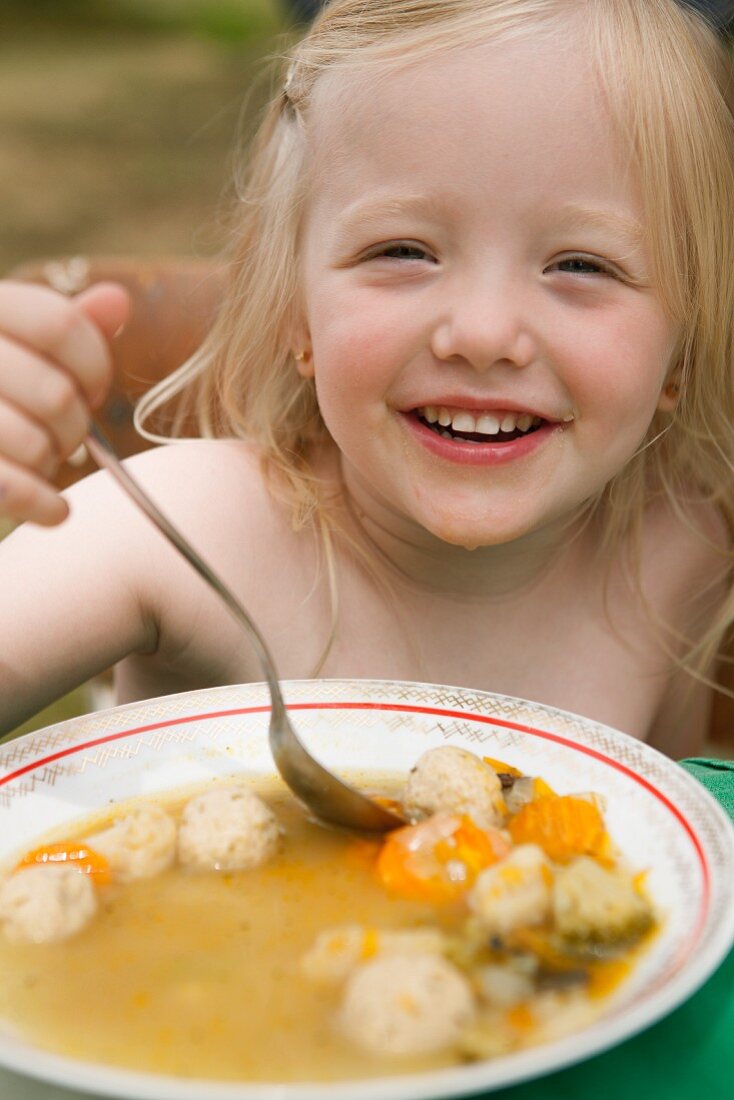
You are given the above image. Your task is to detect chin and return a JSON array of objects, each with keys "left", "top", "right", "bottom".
[{"left": 423, "top": 513, "right": 536, "bottom": 550}]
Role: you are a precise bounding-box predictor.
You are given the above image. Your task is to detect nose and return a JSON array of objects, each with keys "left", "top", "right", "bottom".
[{"left": 429, "top": 271, "right": 537, "bottom": 372}]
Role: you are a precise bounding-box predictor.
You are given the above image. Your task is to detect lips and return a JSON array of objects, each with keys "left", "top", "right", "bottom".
[{"left": 398, "top": 406, "right": 568, "bottom": 467}]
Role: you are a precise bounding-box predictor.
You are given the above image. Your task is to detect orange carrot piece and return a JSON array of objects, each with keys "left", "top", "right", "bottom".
[
  {"left": 17, "top": 841, "right": 111, "bottom": 885},
  {"left": 532, "top": 777, "right": 556, "bottom": 799},
  {"left": 434, "top": 817, "right": 508, "bottom": 874},
  {"left": 508, "top": 795, "right": 609, "bottom": 863},
  {"left": 506, "top": 1002, "right": 535, "bottom": 1032},
  {"left": 376, "top": 830, "right": 458, "bottom": 902},
  {"left": 376, "top": 815, "right": 509, "bottom": 903}
]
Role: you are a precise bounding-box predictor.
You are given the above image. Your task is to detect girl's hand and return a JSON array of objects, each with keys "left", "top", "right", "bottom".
[{"left": 0, "top": 280, "right": 130, "bottom": 526}]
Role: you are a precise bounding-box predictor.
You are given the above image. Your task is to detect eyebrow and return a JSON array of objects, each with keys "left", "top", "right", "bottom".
[
  {"left": 332, "top": 193, "right": 447, "bottom": 245},
  {"left": 554, "top": 203, "right": 645, "bottom": 246}
]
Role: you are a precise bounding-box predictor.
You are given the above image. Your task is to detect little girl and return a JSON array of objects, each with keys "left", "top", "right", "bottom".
[{"left": 0, "top": 0, "right": 732, "bottom": 758}]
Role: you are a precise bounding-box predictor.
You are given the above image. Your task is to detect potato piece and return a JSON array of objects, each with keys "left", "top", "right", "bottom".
[
  {"left": 552, "top": 857, "right": 654, "bottom": 946},
  {"left": 469, "top": 844, "right": 553, "bottom": 936}
]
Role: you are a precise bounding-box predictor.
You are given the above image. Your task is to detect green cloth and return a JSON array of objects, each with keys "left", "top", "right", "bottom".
[
  {"left": 679, "top": 757, "right": 734, "bottom": 821},
  {"left": 480, "top": 758, "right": 734, "bottom": 1100}
]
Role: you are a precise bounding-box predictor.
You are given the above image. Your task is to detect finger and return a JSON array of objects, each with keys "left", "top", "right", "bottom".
[
  {"left": 74, "top": 282, "right": 131, "bottom": 345},
  {"left": 0, "top": 282, "right": 113, "bottom": 406},
  {"left": 0, "top": 455, "right": 69, "bottom": 527},
  {"left": 0, "top": 336, "right": 90, "bottom": 459},
  {"left": 0, "top": 401, "right": 58, "bottom": 479}
]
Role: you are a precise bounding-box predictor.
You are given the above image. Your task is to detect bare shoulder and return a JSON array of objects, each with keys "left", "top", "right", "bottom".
[
  {"left": 639, "top": 495, "right": 730, "bottom": 757},
  {"left": 69, "top": 438, "right": 295, "bottom": 558},
  {"left": 113, "top": 439, "right": 277, "bottom": 519},
  {"left": 638, "top": 493, "right": 730, "bottom": 617}
]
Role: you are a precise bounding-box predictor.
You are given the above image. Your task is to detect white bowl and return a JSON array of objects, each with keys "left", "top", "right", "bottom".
[{"left": 0, "top": 679, "right": 732, "bottom": 1100}]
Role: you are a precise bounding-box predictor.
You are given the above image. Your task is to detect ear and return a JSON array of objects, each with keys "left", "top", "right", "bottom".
[
  {"left": 288, "top": 313, "right": 314, "bottom": 379},
  {"left": 293, "top": 346, "right": 315, "bottom": 379},
  {"left": 657, "top": 375, "right": 680, "bottom": 413}
]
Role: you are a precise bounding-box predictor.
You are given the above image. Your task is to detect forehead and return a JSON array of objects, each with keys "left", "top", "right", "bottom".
[{"left": 306, "top": 30, "right": 639, "bottom": 224}]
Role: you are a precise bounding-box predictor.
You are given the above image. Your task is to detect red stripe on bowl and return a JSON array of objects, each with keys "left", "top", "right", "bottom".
[{"left": 0, "top": 700, "right": 711, "bottom": 970}]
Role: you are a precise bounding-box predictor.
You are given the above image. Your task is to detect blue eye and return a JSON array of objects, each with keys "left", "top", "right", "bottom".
[
  {"left": 552, "top": 256, "right": 613, "bottom": 276},
  {"left": 369, "top": 243, "right": 433, "bottom": 262}
]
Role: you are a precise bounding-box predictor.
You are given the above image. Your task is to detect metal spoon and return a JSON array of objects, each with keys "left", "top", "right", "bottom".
[{"left": 85, "top": 423, "right": 404, "bottom": 832}]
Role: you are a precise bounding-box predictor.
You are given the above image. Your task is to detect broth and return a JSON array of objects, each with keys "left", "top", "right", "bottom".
[
  {"left": 0, "top": 775, "right": 655, "bottom": 1082},
  {"left": 0, "top": 781, "right": 463, "bottom": 1081}
]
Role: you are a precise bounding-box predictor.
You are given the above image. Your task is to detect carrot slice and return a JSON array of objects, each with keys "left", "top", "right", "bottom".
[
  {"left": 508, "top": 795, "right": 610, "bottom": 863},
  {"left": 376, "top": 814, "right": 509, "bottom": 903},
  {"left": 506, "top": 1002, "right": 535, "bottom": 1032},
  {"left": 532, "top": 777, "right": 556, "bottom": 799},
  {"left": 16, "top": 842, "right": 111, "bottom": 885},
  {"left": 377, "top": 829, "right": 457, "bottom": 903}
]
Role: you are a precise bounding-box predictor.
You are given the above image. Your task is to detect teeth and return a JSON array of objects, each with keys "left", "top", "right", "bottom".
[
  {"left": 476, "top": 414, "right": 501, "bottom": 434},
  {"left": 451, "top": 412, "right": 477, "bottom": 433},
  {"left": 419, "top": 407, "right": 540, "bottom": 437}
]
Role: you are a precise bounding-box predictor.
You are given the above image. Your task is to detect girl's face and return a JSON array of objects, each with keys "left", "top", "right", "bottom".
[{"left": 299, "top": 32, "right": 679, "bottom": 549}]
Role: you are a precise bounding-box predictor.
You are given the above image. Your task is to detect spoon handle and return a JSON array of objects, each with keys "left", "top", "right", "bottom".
[
  {"left": 85, "top": 423, "right": 403, "bottom": 833},
  {"left": 85, "top": 423, "right": 285, "bottom": 710}
]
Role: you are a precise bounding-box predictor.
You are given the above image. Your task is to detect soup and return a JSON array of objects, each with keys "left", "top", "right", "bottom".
[{"left": 0, "top": 750, "right": 657, "bottom": 1082}]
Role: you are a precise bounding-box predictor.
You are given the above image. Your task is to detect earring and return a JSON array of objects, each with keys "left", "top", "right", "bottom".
[
  {"left": 664, "top": 379, "right": 680, "bottom": 400},
  {"left": 293, "top": 349, "right": 311, "bottom": 364}
]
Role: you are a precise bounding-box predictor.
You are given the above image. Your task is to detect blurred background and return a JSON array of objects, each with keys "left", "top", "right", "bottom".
[
  {"left": 0, "top": 0, "right": 313, "bottom": 736},
  {"left": 0, "top": 0, "right": 303, "bottom": 274}
]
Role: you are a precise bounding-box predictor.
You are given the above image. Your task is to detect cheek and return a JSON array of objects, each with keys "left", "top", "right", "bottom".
[
  {"left": 561, "top": 308, "right": 674, "bottom": 428},
  {"left": 309, "top": 293, "right": 409, "bottom": 415}
]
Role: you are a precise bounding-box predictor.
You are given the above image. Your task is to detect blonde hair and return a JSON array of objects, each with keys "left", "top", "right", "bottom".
[{"left": 136, "top": 0, "right": 734, "bottom": 678}]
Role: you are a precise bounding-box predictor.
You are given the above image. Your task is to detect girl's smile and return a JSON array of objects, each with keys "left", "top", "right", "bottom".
[
  {"left": 400, "top": 406, "right": 568, "bottom": 468},
  {"left": 299, "top": 27, "right": 679, "bottom": 556}
]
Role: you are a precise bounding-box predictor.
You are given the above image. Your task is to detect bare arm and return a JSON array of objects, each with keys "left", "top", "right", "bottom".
[{"left": 0, "top": 466, "right": 159, "bottom": 734}]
